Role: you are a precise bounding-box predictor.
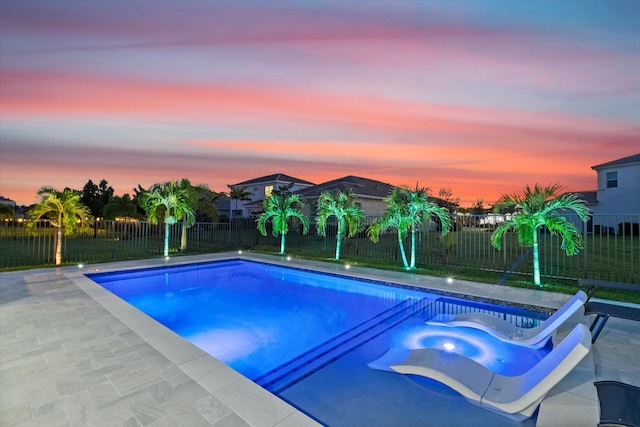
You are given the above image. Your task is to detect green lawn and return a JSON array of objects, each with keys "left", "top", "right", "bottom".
[{"left": 1, "top": 223, "right": 638, "bottom": 303}]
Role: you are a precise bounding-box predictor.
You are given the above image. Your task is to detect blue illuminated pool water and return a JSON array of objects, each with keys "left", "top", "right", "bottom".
[{"left": 88, "top": 259, "right": 548, "bottom": 426}]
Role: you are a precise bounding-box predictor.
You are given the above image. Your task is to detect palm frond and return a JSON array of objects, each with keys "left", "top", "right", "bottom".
[
  {"left": 316, "top": 190, "right": 364, "bottom": 238},
  {"left": 544, "top": 216, "right": 584, "bottom": 255},
  {"left": 257, "top": 192, "right": 309, "bottom": 238},
  {"left": 491, "top": 183, "right": 592, "bottom": 286}
]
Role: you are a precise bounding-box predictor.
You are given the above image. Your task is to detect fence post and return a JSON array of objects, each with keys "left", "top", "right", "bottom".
[{"left": 583, "top": 218, "right": 588, "bottom": 279}]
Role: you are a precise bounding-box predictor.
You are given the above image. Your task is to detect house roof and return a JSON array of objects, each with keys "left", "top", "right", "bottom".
[
  {"left": 294, "top": 175, "right": 395, "bottom": 200},
  {"left": 0, "top": 196, "right": 16, "bottom": 206},
  {"left": 591, "top": 153, "right": 640, "bottom": 170},
  {"left": 230, "top": 173, "right": 315, "bottom": 187},
  {"left": 566, "top": 190, "right": 598, "bottom": 205}
]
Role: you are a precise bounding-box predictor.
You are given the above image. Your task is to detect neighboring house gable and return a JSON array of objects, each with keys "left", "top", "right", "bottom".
[
  {"left": 295, "top": 175, "right": 395, "bottom": 217},
  {"left": 591, "top": 153, "right": 640, "bottom": 214},
  {"left": 226, "top": 173, "right": 315, "bottom": 217},
  {"left": 0, "top": 196, "right": 16, "bottom": 208},
  {"left": 587, "top": 153, "right": 640, "bottom": 234}
]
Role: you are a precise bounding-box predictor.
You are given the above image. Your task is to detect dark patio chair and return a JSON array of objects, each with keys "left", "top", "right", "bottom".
[{"left": 595, "top": 380, "right": 640, "bottom": 427}]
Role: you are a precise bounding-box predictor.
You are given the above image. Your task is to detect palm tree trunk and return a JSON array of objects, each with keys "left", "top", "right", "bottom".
[
  {"left": 164, "top": 223, "right": 170, "bottom": 257},
  {"left": 410, "top": 227, "right": 416, "bottom": 269},
  {"left": 180, "top": 221, "right": 187, "bottom": 251},
  {"left": 335, "top": 231, "right": 342, "bottom": 260},
  {"left": 55, "top": 226, "right": 62, "bottom": 265},
  {"left": 234, "top": 199, "right": 239, "bottom": 247},
  {"left": 280, "top": 233, "right": 285, "bottom": 254},
  {"left": 533, "top": 229, "right": 541, "bottom": 286},
  {"left": 397, "top": 231, "right": 409, "bottom": 269}
]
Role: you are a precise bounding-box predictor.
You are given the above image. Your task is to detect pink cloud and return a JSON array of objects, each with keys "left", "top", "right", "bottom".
[
  {"left": 2, "top": 2, "right": 637, "bottom": 208},
  {"left": 3, "top": 68, "right": 637, "bottom": 144}
]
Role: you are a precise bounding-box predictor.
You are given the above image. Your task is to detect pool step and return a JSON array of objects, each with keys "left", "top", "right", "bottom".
[{"left": 255, "top": 297, "right": 435, "bottom": 394}]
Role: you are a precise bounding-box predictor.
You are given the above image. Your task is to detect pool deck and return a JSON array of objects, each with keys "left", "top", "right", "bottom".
[{"left": 1, "top": 252, "right": 638, "bottom": 426}]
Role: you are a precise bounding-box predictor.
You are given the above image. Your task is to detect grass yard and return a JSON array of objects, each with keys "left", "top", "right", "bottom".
[{"left": 1, "top": 223, "right": 638, "bottom": 303}]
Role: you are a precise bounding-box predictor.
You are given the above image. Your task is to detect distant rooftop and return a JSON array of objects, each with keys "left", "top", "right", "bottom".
[
  {"left": 0, "top": 196, "right": 16, "bottom": 206},
  {"left": 592, "top": 153, "right": 640, "bottom": 170},
  {"left": 295, "top": 175, "right": 395, "bottom": 199},
  {"left": 567, "top": 190, "right": 598, "bottom": 205},
  {"left": 230, "top": 173, "right": 315, "bottom": 187}
]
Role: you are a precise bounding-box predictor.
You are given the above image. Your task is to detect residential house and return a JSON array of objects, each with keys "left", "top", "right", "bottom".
[
  {"left": 295, "top": 175, "right": 395, "bottom": 218},
  {"left": 0, "top": 196, "right": 16, "bottom": 208},
  {"left": 589, "top": 153, "right": 640, "bottom": 234},
  {"left": 0, "top": 196, "right": 19, "bottom": 220},
  {"left": 591, "top": 153, "right": 640, "bottom": 214},
  {"left": 223, "top": 173, "right": 315, "bottom": 219}
]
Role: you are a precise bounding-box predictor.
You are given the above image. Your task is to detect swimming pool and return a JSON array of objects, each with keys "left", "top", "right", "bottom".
[{"left": 88, "top": 259, "right": 549, "bottom": 426}]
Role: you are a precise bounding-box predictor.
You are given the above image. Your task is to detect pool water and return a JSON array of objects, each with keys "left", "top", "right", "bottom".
[{"left": 88, "top": 259, "right": 549, "bottom": 426}]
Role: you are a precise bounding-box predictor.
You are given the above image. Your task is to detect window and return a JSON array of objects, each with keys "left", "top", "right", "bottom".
[
  {"left": 265, "top": 185, "right": 274, "bottom": 197},
  {"left": 606, "top": 171, "right": 618, "bottom": 188}
]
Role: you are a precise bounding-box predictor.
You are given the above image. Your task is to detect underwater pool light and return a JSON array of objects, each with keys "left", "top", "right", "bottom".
[{"left": 443, "top": 342, "right": 455, "bottom": 351}]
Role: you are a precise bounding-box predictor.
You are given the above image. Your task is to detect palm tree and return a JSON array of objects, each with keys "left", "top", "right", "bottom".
[
  {"left": 368, "top": 184, "right": 451, "bottom": 270},
  {"left": 26, "top": 186, "right": 93, "bottom": 265},
  {"left": 138, "top": 180, "right": 195, "bottom": 257},
  {"left": 227, "top": 185, "right": 253, "bottom": 220},
  {"left": 491, "top": 184, "right": 591, "bottom": 287},
  {"left": 179, "top": 179, "right": 221, "bottom": 251},
  {"left": 405, "top": 185, "right": 452, "bottom": 269},
  {"left": 368, "top": 201, "right": 412, "bottom": 268},
  {"left": 257, "top": 186, "right": 309, "bottom": 254},
  {"left": 315, "top": 190, "right": 365, "bottom": 260},
  {"left": 227, "top": 185, "right": 253, "bottom": 245}
]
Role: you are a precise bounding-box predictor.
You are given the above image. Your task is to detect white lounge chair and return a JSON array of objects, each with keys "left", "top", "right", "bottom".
[
  {"left": 368, "top": 323, "right": 591, "bottom": 421},
  {"left": 426, "top": 291, "right": 588, "bottom": 348}
]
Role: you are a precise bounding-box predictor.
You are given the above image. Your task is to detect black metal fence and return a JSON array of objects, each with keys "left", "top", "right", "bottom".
[{"left": 1, "top": 214, "right": 638, "bottom": 283}]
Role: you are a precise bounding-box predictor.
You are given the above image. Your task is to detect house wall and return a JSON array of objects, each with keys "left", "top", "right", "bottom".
[
  {"left": 593, "top": 162, "right": 640, "bottom": 214},
  {"left": 300, "top": 198, "right": 387, "bottom": 218},
  {"left": 591, "top": 161, "right": 640, "bottom": 233},
  {"left": 233, "top": 181, "right": 313, "bottom": 217},
  {"left": 357, "top": 199, "right": 388, "bottom": 217}
]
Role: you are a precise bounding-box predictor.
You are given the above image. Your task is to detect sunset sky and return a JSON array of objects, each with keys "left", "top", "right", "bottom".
[{"left": 1, "top": 1, "right": 639, "bottom": 207}]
